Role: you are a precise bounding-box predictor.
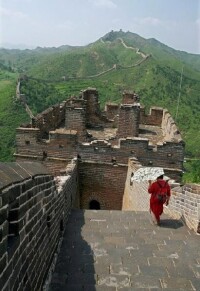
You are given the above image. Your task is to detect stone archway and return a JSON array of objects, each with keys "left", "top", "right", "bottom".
[{"left": 89, "top": 200, "right": 100, "bottom": 210}]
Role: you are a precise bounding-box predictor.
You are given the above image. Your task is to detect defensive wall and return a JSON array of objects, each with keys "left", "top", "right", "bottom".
[
  {"left": 164, "top": 183, "right": 200, "bottom": 233},
  {"left": 13, "top": 87, "right": 185, "bottom": 236},
  {"left": 0, "top": 158, "right": 129, "bottom": 290},
  {"left": 1, "top": 159, "right": 199, "bottom": 291},
  {"left": 79, "top": 161, "right": 127, "bottom": 210},
  {"left": 14, "top": 88, "right": 184, "bottom": 182},
  {"left": 0, "top": 68, "right": 197, "bottom": 290},
  {"left": 0, "top": 80, "right": 199, "bottom": 290},
  {"left": 0, "top": 160, "right": 78, "bottom": 291}
]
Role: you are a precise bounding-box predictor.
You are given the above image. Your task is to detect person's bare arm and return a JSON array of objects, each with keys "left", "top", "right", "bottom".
[
  {"left": 148, "top": 180, "right": 152, "bottom": 193},
  {"left": 165, "top": 183, "right": 171, "bottom": 205}
]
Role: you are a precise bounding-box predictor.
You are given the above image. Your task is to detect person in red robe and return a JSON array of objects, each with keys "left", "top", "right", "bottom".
[{"left": 148, "top": 175, "right": 171, "bottom": 225}]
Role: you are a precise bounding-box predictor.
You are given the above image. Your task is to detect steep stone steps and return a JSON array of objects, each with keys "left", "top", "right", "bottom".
[{"left": 49, "top": 209, "right": 200, "bottom": 291}]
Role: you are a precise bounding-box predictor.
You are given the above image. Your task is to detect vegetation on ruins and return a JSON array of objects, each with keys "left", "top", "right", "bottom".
[
  {"left": 0, "top": 70, "right": 29, "bottom": 161},
  {"left": 0, "top": 30, "right": 199, "bottom": 181}
]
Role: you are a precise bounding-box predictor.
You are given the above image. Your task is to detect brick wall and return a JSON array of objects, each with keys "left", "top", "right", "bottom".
[
  {"left": 162, "top": 109, "right": 183, "bottom": 142},
  {"left": 120, "top": 138, "right": 184, "bottom": 181},
  {"left": 15, "top": 128, "right": 78, "bottom": 176},
  {"left": 79, "top": 161, "right": 127, "bottom": 210},
  {"left": 164, "top": 183, "right": 200, "bottom": 234},
  {"left": 140, "top": 107, "right": 163, "bottom": 126},
  {"left": 65, "top": 107, "right": 87, "bottom": 140},
  {"left": 122, "top": 91, "right": 140, "bottom": 104},
  {"left": 16, "top": 127, "right": 40, "bottom": 147},
  {"left": 117, "top": 104, "right": 140, "bottom": 138},
  {"left": 14, "top": 87, "right": 184, "bottom": 182},
  {"left": 82, "top": 88, "right": 102, "bottom": 127},
  {"left": 78, "top": 140, "right": 126, "bottom": 164},
  {"left": 0, "top": 160, "right": 78, "bottom": 291},
  {"left": 31, "top": 102, "right": 66, "bottom": 138},
  {"left": 15, "top": 129, "right": 184, "bottom": 181},
  {"left": 104, "top": 103, "right": 119, "bottom": 120}
]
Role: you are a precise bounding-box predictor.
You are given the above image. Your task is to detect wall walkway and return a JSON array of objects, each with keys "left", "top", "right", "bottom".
[
  {"left": 123, "top": 158, "right": 200, "bottom": 234},
  {"left": 48, "top": 209, "right": 200, "bottom": 290}
]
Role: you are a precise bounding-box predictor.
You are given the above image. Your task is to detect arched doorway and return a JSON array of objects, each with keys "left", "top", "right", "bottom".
[{"left": 89, "top": 200, "right": 100, "bottom": 210}]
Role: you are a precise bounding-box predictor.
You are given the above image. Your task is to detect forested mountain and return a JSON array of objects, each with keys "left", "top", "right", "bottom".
[{"left": 0, "top": 30, "right": 199, "bottom": 181}]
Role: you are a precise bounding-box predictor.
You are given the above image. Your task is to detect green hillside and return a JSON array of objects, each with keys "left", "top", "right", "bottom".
[
  {"left": 22, "top": 40, "right": 142, "bottom": 80},
  {"left": 0, "top": 69, "right": 29, "bottom": 161},
  {"left": 0, "top": 45, "right": 76, "bottom": 73},
  {"left": 0, "top": 30, "right": 199, "bottom": 181}
]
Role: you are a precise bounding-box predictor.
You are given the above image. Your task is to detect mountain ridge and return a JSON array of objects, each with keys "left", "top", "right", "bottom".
[
  {"left": 0, "top": 30, "right": 199, "bottom": 181},
  {"left": 1, "top": 30, "right": 200, "bottom": 77}
]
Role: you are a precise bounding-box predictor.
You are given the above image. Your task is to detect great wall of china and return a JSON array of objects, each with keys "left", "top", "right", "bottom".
[
  {"left": 1, "top": 86, "right": 200, "bottom": 290},
  {"left": 18, "top": 38, "right": 150, "bottom": 86}
]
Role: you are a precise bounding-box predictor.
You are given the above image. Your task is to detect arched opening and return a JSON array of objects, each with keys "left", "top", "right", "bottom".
[{"left": 89, "top": 200, "right": 100, "bottom": 210}]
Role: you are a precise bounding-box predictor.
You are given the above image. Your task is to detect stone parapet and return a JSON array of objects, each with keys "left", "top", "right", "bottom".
[
  {"left": 15, "top": 88, "right": 184, "bottom": 180},
  {"left": 119, "top": 138, "right": 184, "bottom": 180},
  {"left": 31, "top": 102, "right": 66, "bottom": 137},
  {"left": 140, "top": 106, "right": 163, "bottom": 126},
  {"left": 164, "top": 183, "right": 200, "bottom": 233},
  {"left": 117, "top": 104, "right": 140, "bottom": 138},
  {"left": 104, "top": 103, "right": 119, "bottom": 120},
  {"left": 0, "top": 160, "right": 78, "bottom": 290},
  {"left": 122, "top": 90, "right": 140, "bottom": 104},
  {"left": 162, "top": 109, "right": 183, "bottom": 142},
  {"left": 65, "top": 106, "right": 87, "bottom": 141},
  {"left": 15, "top": 131, "right": 184, "bottom": 181}
]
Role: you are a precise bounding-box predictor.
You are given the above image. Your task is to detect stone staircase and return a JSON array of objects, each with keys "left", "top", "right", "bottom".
[{"left": 48, "top": 209, "right": 200, "bottom": 291}]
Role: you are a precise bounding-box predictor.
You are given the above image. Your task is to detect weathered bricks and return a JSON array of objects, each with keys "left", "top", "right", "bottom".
[
  {"left": 117, "top": 104, "right": 140, "bottom": 138},
  {"left": 14, "top": 88, "right": 185, "bottom": 182},
  {"left": 79, "top": 161, "right": 127, "bottom": 210},
  {"left": 0, "top": 160, "right": 78, "bottom": 291},
  {"left": 140, "top": 106, "right": 163, "bottom": 126},
  {"left": 2, "top": 87, "right": 195, "bottom": 289},
  {"left": 164, "top": 183, "right": 200, "bottom": 233},
  {"left": 122, "top": 90, "right": 140, "bottom": 104},
  {"left": 65, "top": 107, "right": 86, "bottom": 140}
]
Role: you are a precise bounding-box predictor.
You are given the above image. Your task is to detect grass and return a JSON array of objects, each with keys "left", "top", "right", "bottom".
[
  {"left": 0, "top": 30, "right": 200, "bottom": 182},
  {"left": 0, "top": 73, "right": 29, "bottom": 161}
]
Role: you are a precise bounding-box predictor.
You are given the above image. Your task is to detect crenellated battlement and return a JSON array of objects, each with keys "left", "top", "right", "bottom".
[
  {"left": 15, "top": 88, "right": 184, "bottom": 181},
  {"left": 162, "top": 109, "right": 183, "bottom": 142},
  {"left": 122, "top": 90, "right": 140, "bottom": 104},
  {"left": 31, "top": 102, "right": 67, "bottom": 137},
  {"left": 0, "top": 87, "right": 198, "bottom": 290},
  {"left": 140, "top": 106, "right": 163, "bottom": 126}
]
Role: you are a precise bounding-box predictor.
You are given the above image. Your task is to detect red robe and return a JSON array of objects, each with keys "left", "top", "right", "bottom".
[{"left": 148, "top": 179, "right": 171, "bottom": 222}]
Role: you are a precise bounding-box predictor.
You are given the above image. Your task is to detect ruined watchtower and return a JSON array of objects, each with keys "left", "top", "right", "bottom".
[{"left": 14, "top": 88, "right": 184, "bottom": 210}]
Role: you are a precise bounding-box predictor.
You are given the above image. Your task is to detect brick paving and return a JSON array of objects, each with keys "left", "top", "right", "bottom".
[{"left": 49, "top": 209, "right": 200, "bottom": 290}]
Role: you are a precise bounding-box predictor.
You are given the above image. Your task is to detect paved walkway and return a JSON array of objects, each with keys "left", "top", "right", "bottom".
[{"left": 49, "top": 209, "right": 200, "bottom": 290}]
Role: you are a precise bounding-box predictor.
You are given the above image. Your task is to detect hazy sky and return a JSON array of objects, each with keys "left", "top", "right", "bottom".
[{"left": 0, "top": 0, "right": 200, "bottom": 54}]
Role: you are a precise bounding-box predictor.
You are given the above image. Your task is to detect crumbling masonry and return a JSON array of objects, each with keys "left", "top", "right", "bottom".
[
  {"left": 14, "top": 88, "right": 185, "bottom": 209},
  {"left": 1, "top": 88, "right": 200, "bottom": 291}
]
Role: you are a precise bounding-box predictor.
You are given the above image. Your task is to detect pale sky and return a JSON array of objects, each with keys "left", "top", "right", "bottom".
[{"left": 0, "top": 0, "right": 200, "bottom": 54}]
